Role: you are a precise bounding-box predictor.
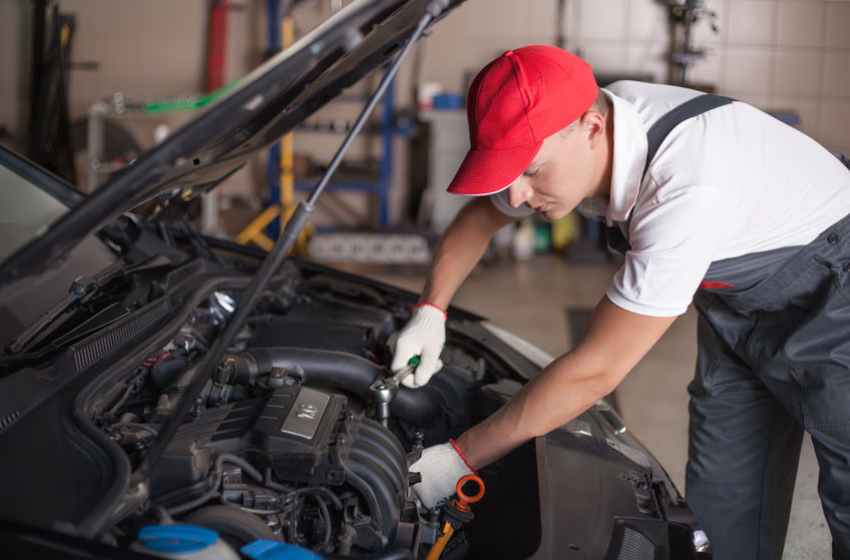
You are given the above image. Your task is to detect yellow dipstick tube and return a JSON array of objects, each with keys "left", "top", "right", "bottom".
[
  {"left": 425, "top": 474, "right": 485, "bottom": 560},
  {"left": 425, "top": 521, "right": 456, "bottom": 560}
]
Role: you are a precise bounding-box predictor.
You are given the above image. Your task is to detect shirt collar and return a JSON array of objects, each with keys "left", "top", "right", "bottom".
[{"left": 578, "top": 89, "right": 647, "bottom": 226}]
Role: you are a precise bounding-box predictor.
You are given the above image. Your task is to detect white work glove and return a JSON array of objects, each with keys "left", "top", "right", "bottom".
[
  {"left": 390, "top": 303, "right": 446, "bottom": 388},
  {"left": 409, "top": 441, "right": 475, "bottom": 509}
]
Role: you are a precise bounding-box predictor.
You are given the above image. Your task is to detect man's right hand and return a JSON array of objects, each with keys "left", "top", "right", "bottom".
[{"left": 390, "top": 303, "right": 447, "bottom": 388}]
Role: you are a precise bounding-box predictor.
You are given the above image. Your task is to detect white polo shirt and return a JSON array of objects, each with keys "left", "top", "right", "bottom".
[{"left": 490, "top": 81, "right": 850, "bottom": 317}]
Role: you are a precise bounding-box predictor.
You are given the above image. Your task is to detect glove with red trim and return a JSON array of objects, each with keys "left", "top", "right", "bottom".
[
  {"left": 409, "top": 441, "right": 476, "bottom": 509},
  {"left": 390, "top": 303, "right": 446, "bottom": 388}
]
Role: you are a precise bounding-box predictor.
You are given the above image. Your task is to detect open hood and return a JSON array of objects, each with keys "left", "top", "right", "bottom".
[{"left": 0, "top": 0, "right": 464, "bottom": 289}]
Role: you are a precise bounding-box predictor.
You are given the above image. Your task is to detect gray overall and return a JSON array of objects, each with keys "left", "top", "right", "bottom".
[{"left": 614, "top": 95, "right": 850, "bottom": 559}]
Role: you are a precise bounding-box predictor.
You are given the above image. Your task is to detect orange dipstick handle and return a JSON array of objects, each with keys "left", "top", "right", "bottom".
[{"left": 452, "top": 474, "right": 485, "bottom": 512}]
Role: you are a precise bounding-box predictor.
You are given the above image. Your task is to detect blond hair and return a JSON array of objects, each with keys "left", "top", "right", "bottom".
[{"left": 559, "top": 90, "right": 610, "bottom": 136}]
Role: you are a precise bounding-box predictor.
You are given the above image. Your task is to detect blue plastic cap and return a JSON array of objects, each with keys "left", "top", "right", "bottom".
[
  {"left": 138, "top": 524, "right": 218, "bottom": 553},
  {"left": 241, "top": 540, "right": 323, "bottom": 560}
]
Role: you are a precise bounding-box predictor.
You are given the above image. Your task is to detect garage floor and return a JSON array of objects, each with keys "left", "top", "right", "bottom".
[{"left": 340, "top": 253, "right": 831, "bottom": 559}]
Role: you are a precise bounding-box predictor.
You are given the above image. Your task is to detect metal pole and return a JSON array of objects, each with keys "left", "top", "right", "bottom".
[
  {"left": 306, "top": 2, "right": 445, "bottom": 208},
  {"left": 123, "top": 0, "right": 448, "bottom": 518}
]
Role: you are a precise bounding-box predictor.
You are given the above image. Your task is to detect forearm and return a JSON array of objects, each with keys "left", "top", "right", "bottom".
[
  {"left": 455, "top": 297, "right": 678, "bottom": 470},
  {"left": 420, "top": 198, "right": 516, "bottom": 309},
  {"left": 456, "top": 349, "right": 614, "bottom": 469}
]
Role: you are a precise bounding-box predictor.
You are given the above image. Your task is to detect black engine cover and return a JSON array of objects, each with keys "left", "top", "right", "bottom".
[{"left": 247, "top": 375, "right": 348, "bottom": 485}]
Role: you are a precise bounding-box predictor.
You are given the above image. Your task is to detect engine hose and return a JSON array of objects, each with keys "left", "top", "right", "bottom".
[
  {"left": 227, "top": 347, "right": 444, "bottom": 426},
  {"left": 264, "top": 468, "right": 294, "bottom": 494},
  {"left": 286, "top": 486, "right": 343, "bottom": 510},
  {"left": 166, "top": 453, "right": 269, "bottom": 516},
  {"left": 107, "top": 422, "right": 159, "bottom": 437},
  {"left": 218, "top": 453, "right": 265, "bottom": 485},
  {"left": 311, "top": 494, "right": 332, "bottom": 553},
  {"left": 287, "top": 497, "right": 303, "bottom": 544},
  {"left": 166, "top": 473, "right": 222, "bottom": 517},
  {"left": 285, "top": 493, "right": 331, "bottom": 550}
]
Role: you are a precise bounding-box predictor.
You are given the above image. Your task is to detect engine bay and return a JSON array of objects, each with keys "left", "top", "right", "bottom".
[{"left": 88, "top": 266, "right": 538, "bottom": 558}]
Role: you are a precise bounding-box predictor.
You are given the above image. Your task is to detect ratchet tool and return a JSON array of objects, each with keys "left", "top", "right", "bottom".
[
  {"left": 370, "top": 356, "right": 421, "bottom": 427},
  {"left": 392, "top": 355, "right": 420, "bottom": 385}
]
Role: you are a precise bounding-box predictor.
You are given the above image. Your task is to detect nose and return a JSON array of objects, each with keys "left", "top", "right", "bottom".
[{"left": 507, "top": 178, "right": 532, "bottom": 208}]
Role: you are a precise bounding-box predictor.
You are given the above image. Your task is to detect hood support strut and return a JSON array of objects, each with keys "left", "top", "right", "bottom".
[{"left": 91, "top": 0, "right": 450, "bottom": 536}]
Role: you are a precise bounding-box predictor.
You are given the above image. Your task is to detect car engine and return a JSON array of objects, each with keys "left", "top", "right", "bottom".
[{"left": 94, "top": 270, "right": 495, "bottom": 557}]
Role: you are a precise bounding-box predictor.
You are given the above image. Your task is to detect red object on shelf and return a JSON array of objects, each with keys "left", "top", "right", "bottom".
[{"left": 205, "top": 0, "right": 230, "bottom": 93}]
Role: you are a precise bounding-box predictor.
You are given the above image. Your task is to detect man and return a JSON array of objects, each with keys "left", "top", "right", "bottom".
[{"left": 391, "top": 45, "right": 850, "bottom": 558}]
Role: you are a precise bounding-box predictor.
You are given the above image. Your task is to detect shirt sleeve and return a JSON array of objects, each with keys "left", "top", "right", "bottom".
[
  {"left": 606, "top": 185, "right": 744, "bottom": 317},
  {"left": 490, "top": 189, "right": 536, "bottom": 218}
]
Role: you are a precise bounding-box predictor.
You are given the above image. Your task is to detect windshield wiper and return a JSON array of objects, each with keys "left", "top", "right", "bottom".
[{"left": 4, "top": 261, "right": 125, "bottom": 355}]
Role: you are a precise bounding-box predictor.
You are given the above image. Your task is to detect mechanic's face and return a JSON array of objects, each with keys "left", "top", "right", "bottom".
[{"left": 506, "top": 110, "right": 611, "bottom": 221}]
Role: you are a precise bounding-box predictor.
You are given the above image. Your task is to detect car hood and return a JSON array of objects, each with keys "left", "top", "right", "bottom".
[{"left": 0, "top": 0, "right": 463, "bottom": 289}]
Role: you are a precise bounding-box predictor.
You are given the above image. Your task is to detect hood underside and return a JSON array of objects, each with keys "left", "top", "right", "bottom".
[{"left": 0, "top": 0, "right": 464, "bottom": 290}]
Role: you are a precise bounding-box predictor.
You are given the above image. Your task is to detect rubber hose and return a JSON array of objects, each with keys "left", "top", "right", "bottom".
[
  {"left": 229, "top": 347, "right": 443, "bottom": 426},
  {"left": 166, "top": 453, "right": 270, "bottom": 516}
]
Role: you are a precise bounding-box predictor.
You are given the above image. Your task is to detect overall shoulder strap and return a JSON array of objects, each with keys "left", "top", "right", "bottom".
[
  {"left": 643, "top": 93, "right": 735, "bottom": 177},
  {"left": 606, "top": 93, "right": 734, "bottom": 255}
]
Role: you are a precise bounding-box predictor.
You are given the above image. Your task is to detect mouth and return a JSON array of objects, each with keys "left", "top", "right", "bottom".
[{"left": 534, "top": 202, "right": 550, "bottom": 213}]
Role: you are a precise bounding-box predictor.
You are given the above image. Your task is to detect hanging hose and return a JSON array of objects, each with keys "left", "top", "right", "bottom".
[
  {"left": 312, "top": 494, "right": 332, "bottom": 553},
  {"left": 286, "top": 485, "right": 344, "bottom": 510},
  {"left": 286, "top": 491, "right": 334, "bottom": 553}
]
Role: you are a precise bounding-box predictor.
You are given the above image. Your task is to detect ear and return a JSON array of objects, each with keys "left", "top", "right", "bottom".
[{"left": 580, "top": 110, "right": 606, "bottom": 147}]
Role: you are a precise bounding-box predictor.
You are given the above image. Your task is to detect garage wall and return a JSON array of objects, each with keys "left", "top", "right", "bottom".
[
  {"left": 417, "top": 0, "right": 850, "bottom": 156},
  {"left": 0, "top": 1, "right": 32, "bottom": 148},
  {"left": 1, "top": 0, "right": 849, "bottom": 225}
]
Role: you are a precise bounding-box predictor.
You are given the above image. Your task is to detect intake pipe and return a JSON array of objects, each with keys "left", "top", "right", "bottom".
[{"left": 223, "top": 347, "right": 444, "bottom": 427}]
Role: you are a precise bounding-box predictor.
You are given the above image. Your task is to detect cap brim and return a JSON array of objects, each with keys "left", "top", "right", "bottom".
[{"left": 446, "top": 141, "right": 542, "bottom": 196}]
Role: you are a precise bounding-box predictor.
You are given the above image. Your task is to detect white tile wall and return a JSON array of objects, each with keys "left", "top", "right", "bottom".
[
  {"left": 823, "top": 53, "right": 850, "bottom": 97},
  {"left": 576, "top": 0, "right": 629, "bottom": 41},
  {"left": 818, "top": 102, "right": 850, "bottom": 149},
  {"left": 826, "top": 2, "right": 850, "bottom": 49},
  {"left": 777, "top": 1, "right": 826, "bottom": 47},
  {"left": 727, "top": 0, "right": 777, "bottom": 45},
  {"left": 525, "top": 0, "right": 570, "bottom": 43},
  {"left": 464, "top": 0, "right": 528, "bottom": 39},
  {"left": 2, "top": 0, "right": 848, "bottom": 168},
  {"left": 774, "top": 51, "right": 823, "bottom": 96},
  {"left": 417, "top": 0, "right": 850, "bottom": 152},
  {"left": 723, "top": 48, "right": 775, "bottom": 94},
  {"left": 626, "top": 0, "right": 669, "bottom": 42},
  {"left": 689, "top": 48, "right": 725, "bottom": 89},
  {"left": 579, "top": 43, "right": 628, "bottom": 74},
  {"left": 626, "top": 43, "right": 670, "bottom": 81}
]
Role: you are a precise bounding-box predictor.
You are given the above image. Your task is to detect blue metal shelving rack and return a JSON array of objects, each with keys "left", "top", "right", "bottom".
[
  {"left": 263, "top": 0, "right": 395, "bottom": 235},
  {"left": 292, "top": 80, "right": 395, "bottom": 228}
]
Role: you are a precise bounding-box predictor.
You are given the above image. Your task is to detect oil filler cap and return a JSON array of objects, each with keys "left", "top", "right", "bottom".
[{"left": 138, "top": 525, "right": 218, "bottom": 553}]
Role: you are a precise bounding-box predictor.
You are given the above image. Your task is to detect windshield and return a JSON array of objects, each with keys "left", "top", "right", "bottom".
[{"left": 0, "top": 158, "right": 72, "bottom": 261}]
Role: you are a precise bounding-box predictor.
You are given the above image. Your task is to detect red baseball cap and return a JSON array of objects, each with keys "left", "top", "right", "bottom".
[{"left": 446, "top": 46, "right": 598, "bottom": 196}]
